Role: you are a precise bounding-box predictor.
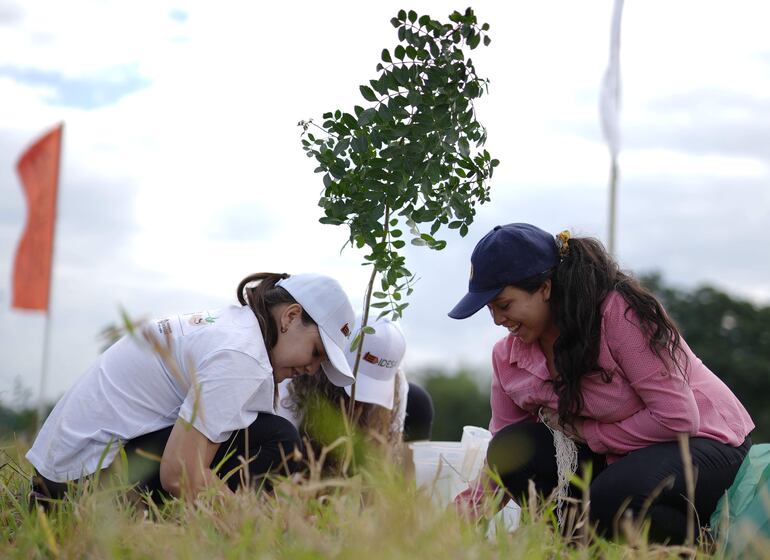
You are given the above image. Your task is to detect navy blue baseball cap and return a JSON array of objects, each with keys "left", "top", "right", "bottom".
[{"left": 448, "top": 223, "right": 559, "bottom": 319}]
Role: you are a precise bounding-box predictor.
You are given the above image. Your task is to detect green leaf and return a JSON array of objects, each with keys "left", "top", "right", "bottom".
[
  {"left": 377, "top": 103, "right": 392, "bottom": 121},
  {"left": 361, "top": 325, "right": 376, "bottom": 334},
  {"left": 393, "top": 240, "right": 405, "bottom": 249},
  {"left": 371, "top": 301, "right": 389, "bottom": 308},
  {"left": 432, "top": 240, "right": 447, "bottom": 250},
  {"left": 459, "top": 138, "right": 470, "bottom": 157},
  {"left": 319, "top": 217, "right": 344, "bottom": 225},
  {"left": 411, "top": 238, "right": 426, "bottom": 246},
  {"left": 349, "top": 332, "right": 362, "bottom": 351},
  {"left": 381, "top": 48, "right": 392, "bottom": 63},
  {"left": 395, "top": 45, "right": 406, "bottom": 60},
  {"left": 360, "top": 85, "right": 377, "bottom": 102},
  {"left": 408, "top": 10, "right": 417, "bottom": 23},
  {"left": 358, "top": 108, "right": 377, "bottom": 126},
  {"left": 372, "top": 291, "right": 387, "bottom": 299},
  {"left": 483, "top": 35, "right": 491, "bottom": 46}
]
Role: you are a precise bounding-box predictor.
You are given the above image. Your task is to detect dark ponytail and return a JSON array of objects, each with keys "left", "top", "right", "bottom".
[
  {"left": 236, "top": 273, "right": 315, "bottom": 357},
  {"left": 513, "top": 237, "right": 686, "bottom": 428}
]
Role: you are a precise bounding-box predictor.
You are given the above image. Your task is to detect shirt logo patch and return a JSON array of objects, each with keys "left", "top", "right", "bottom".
[
  {"left": 341, "top": 323, "right": 350, "bottom": 337},
  {"left": 188, "top": 313, "right": 217, "bottom": 326}
]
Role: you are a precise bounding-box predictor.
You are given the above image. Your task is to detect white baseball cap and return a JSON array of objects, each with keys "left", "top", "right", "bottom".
[
  {"left": 344, "top": 315, "right": 406, "bottom": 410},
  {"left": 277, "top": 274, "right": 355, "bottom": 387}
]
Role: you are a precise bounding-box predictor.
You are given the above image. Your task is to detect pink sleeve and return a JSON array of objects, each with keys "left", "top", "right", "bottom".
[
  {"left": 582, "top": 293, "right": 699, "bottom": 455},
  {"left": 489, "top": 340, "right": 535, "bottom": 434},
  {"left": 455, "top": 341, "right": 532, "bottom": 514}
]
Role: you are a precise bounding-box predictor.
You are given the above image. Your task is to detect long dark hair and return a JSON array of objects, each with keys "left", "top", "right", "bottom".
[
  {"left": 236, "top": 273, "right": 315, "bottom": 360},
  {"left": 513, "top": 237, "right": 687, "bottom": 428}
]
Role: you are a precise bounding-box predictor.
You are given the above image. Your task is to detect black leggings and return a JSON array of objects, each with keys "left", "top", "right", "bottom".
[
  {"left": 32, "top": 413, "right": 302, "bottom": 502},
  {"left": 487, "top": 421, "right": 750, "bottom": 543},
  {"left": 403, "top": 382, "right": 434, "bottom": 442}
]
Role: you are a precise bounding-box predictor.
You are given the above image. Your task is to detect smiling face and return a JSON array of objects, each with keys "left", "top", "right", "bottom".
[
  {"left": 486, "top": 281, "right": 555, "bottom": 345},
  {"left": 270, "top": 303, "right": 327, "bottom": 383}
]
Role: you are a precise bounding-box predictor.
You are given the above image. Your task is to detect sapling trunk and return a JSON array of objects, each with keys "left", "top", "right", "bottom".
[{"left": 348, "top": 204, "right": 390, "bottom": 420}]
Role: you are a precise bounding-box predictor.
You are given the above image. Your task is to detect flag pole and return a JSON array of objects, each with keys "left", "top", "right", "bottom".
[
  {"left": 35, "top": 123, "right": 64, "bottom": 430},
  {"left": 37, "top": 302, "right": 55, "bottom": 429}
]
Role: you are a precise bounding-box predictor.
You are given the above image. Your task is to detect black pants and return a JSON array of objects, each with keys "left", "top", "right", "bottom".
[
  {"left": 403, "top": 382, "right": 434, "bottom": 442},
  {"left": 32, "top": 413, "right": 302, "bottom": 502},
  {"left": 487, "top": 421, "right": 751, "bottom": 543}
]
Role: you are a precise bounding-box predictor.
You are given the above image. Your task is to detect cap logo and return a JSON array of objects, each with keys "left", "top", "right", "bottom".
[
  {"left": 363, "top": 352, "right": 398, "bottom": 368},
  {"left": 363, "top": 352, "right": 378, "bottom": 364},
  {"left": 340, "top": 323, "right": 350, "bottom": 337}
]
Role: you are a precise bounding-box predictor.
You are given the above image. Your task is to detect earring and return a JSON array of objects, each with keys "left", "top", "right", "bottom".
[{"left": 280, "top": 325, "right": 288, "bottom": 334}]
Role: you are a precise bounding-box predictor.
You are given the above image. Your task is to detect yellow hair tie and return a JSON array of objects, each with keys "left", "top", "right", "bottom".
[{"left": 556, "top": 230, "right": 571, "bottom": 258}]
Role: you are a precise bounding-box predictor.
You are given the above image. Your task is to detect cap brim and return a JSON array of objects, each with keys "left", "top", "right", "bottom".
[
  {"left": 319, "top": 328, "right": 355, "bottom": 387},
  {"left": 448, "top": 287, "right": 503, "bottom": 319},
  {"left": 343, "top": 373, "right": 396, "bottom": 410}
]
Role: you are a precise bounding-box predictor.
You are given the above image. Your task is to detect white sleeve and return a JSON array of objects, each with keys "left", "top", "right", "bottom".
[{"left": 178, "top": 350, "right": 275, "bottom": 443}]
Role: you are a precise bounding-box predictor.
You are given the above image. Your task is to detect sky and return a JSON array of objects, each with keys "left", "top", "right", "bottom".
[{"left": 1, "top": 0, "right": 769, "bottom": 404}]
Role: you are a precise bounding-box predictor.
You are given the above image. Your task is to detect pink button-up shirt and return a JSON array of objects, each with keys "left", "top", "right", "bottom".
[{"left": 489, "top": 291, "right": 754, "bottom": 462}]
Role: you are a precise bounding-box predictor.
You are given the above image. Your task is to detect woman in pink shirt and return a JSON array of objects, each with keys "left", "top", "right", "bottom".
[{"left": 449, "top": 223, "right": 753, "bottom": 543}]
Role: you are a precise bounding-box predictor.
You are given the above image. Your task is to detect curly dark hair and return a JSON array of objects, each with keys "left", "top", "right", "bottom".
[{"left": 513, "top": 236, "right": 687, "bottom": 428}]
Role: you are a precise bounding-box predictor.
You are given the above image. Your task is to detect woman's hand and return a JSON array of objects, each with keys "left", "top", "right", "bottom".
[
  {"left": 539, "top": 407, "right": 587, "bottom": 444},
  {"left": 159, "top": 419, "right": 234, "bottom": 500}
]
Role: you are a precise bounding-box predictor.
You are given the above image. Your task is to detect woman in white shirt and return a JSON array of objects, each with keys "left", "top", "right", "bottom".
[{"left": 27, "top": 272, "right": 356, "bottom": 504}]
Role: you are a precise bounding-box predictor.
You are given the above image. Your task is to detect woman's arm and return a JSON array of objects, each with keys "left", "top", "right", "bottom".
[
  {"left": 490, "top": 339, "right": 536, "bottom": 433},
  {"left": 159, "top": 419, "right": 233, "bottom": 499},
  {"left": 455, "top": 340, "right": 531, "bottom": 517}
]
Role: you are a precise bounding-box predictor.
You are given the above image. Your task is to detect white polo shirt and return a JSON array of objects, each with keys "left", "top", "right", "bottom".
[{"left": 27, "top": 305, "right": 275, "bottom": 483}]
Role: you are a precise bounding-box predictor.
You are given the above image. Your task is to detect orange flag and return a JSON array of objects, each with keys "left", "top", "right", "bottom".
[{"left": 12, "top": 124, "right": 64, "bottom": 311}]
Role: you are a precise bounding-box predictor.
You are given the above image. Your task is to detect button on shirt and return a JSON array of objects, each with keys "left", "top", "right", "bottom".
[{"left": 490, "top": 291, "right": 754, "bottom": 462}]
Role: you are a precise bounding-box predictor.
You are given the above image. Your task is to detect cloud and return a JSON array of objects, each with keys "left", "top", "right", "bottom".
[
  {"left": 0, "top": 1, "right": 22, "bottom": 26},
  {"left": 2, "top": 0, "right": 770, "bottom": 403},
  {"left": 0, "top": 64, "right": 151, "bottom": 109}
]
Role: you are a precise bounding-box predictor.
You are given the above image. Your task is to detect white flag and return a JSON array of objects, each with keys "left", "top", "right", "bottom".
[{"left": 600, "top": 0, "right": 624, "bottom": 159}]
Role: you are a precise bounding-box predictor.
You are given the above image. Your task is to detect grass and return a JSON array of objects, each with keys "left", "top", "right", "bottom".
[{"left": 0, "top": 436, "right": 738, "bottom": 560}]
